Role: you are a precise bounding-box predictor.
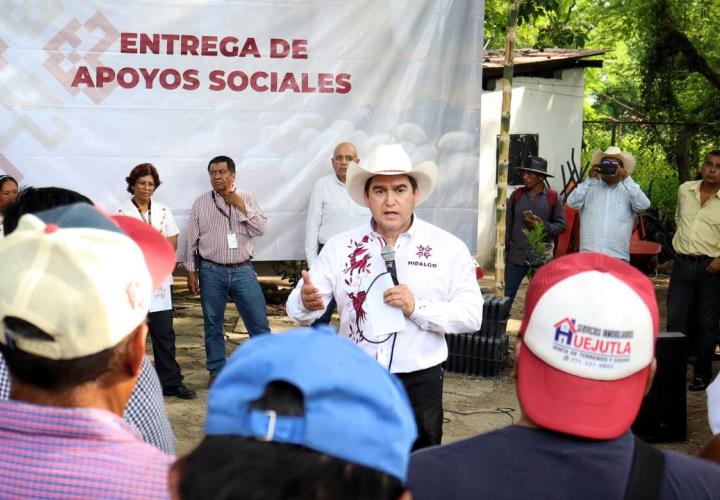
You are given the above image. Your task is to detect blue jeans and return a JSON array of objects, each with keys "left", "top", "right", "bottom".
[
  {"left": 504, "top": 261, "right": 529, "bottom": 305},
  {"left": 199, "top": 260, "right": 270, "bottom": 374}
]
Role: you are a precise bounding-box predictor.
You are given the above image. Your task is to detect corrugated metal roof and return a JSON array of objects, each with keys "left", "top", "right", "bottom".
[{"left": 482, "top": 48, "right": 607, "bottom": 80}]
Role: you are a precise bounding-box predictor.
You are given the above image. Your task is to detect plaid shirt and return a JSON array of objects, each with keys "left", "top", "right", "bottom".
[
  {"left": 184, "top": 189, "right": 267, "bottom": 270},
  {"left": 0, "top": 399, "right": 173, "bottom": 499},
  {"left": 0, "top": 355, "right": 175, "bottom": 454}
]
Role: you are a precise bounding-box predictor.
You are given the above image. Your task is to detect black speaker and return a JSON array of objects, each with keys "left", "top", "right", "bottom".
[{"left": 632, "top": 331, "right": 687, "bottom": 442}]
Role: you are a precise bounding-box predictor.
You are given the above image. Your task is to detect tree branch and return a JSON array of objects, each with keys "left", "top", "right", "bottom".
[
  {"left": 658, "top": 4, "right": 720, "bottom": 91},
  {"left": 563, "top": 0, "right": 577, "bottom": 25}
]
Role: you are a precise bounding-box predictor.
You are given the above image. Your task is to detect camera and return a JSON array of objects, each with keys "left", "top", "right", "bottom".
[{"left": 598, "top": 159, "right": 620, "bottom": 175}]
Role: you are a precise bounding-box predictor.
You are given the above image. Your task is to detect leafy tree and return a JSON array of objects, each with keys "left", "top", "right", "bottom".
[
  {"left": 633, "top": 0, "right": 720, "bottom": 182},
  {"left": 484, "top": 0, "right": 593, "bottom": 49},
  {"left": 485, "top": 0, "right": 720, "bottom": 218}
]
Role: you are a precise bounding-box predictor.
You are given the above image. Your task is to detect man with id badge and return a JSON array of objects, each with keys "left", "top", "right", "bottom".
[
  {"left": 287, "top": 144, "right": 483, "bottom": 450},
  {"left": 184, "top": 155, "right": 270, "bottom": 387}
]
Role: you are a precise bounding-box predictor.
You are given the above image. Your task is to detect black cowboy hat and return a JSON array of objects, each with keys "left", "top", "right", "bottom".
[{"left": 517, "top": 156, "right": 553, "bottom": 177}]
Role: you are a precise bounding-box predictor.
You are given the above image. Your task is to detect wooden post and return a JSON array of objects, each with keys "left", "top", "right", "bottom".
[{"left": 495, "top": 0, "right": 519, "bottom": 296}]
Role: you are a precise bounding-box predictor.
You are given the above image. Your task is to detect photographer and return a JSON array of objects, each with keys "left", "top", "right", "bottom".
[{"left": 567, "top": 146, "right": 650, "bottom": 261}]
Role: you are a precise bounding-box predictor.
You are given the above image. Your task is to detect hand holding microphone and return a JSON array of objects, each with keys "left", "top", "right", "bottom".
[
  {"left": 381, "top": 244, "right": 399, "bottom": 285},
  {"left": 381, "top": 244, "right": 415, "bottom": 316}
]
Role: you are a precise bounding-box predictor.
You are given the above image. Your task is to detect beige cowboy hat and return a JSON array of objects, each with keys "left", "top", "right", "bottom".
[
  {"left": 591, "top": 146, "right": 637, "bottom": 175},
  {"left": 346, "top": 144, "right": 438, "bottom": 206}
]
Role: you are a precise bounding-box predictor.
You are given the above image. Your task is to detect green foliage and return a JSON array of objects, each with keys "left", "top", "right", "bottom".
[
  {"left": 485, "top": 0, "right": 592, "bottom": 49},
  {"left": 522, "top": 222, "right": 550, "bottom": 266},
  {"left": 484, "top": 0, "right": 720, "bottom": 218},
  {"left": 271, "top": 260, "right": 304, "bottom": 286}
]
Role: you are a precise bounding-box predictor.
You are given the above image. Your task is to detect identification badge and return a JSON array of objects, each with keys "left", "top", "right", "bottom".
[{"left": 227, "top": 233, "right": 238, "bottom": 249}]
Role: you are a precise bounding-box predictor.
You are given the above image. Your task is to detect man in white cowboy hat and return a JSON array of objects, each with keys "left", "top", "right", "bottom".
[
  {"left": 567, "top": 146, "right": 650, "bottom": 261},
  {"left": 287, "top": 143, "right": 483, "bottom": 450}
]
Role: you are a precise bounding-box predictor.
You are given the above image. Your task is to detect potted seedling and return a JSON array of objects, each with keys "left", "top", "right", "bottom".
[{"left": 522, "top": 222, "right": 551, "bottom": 277}]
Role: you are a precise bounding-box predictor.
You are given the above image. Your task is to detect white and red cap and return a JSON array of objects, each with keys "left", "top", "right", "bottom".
[
  {"left": 517, "top": 252, "right": 659, "bottom": 440},
  {"left": 0, "top": 203, "right": 175, "bottom": 360}
]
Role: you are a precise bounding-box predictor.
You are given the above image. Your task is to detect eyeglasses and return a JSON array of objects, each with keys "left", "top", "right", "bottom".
[
  {"left": 333, "top": 155, "right": 356, "bottom": 163},
  {"left": 209, "top": 169, "right": 230, "bottom": 177}
]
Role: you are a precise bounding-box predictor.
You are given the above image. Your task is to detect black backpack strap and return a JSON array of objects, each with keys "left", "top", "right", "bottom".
[{"left": 624, "top": 436, "right": 666, "bottom": 500}]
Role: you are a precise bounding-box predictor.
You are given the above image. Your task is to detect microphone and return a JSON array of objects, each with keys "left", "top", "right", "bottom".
[{"left": 381, "top": 244, "right": 399, "bottom": 285}]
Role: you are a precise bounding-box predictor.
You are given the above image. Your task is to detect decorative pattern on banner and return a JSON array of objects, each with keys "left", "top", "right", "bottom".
[{"left": 0, "top": 1, "right": 484, "bottom": 260}]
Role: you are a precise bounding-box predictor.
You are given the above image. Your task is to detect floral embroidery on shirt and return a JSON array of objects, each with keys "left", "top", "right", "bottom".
[
  {"left": 348, "top": 290, "right": 367, "bottom": 324},
  {"left": 346, "top": 290, "right": 368, "bottom": 343},
  {"left": 343, "top": 235, "right": 372, "bottom": 277}
]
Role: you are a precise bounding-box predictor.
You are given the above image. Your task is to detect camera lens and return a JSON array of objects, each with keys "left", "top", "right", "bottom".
[{"left": 599, "top": 160, "right": 618, "bottom": 174}]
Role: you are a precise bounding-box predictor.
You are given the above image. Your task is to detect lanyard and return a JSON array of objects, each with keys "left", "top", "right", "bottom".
[
  {"left": 212, "top": 191, "right": 233, "bottom": 231},
  {"left": 131, "top": 198, "right": 152, "bottom": 226}
]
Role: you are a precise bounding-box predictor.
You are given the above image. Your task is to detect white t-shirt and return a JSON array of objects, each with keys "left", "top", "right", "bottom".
[{"left": 117, "top": 199, "right": 179, "bottom": 312}]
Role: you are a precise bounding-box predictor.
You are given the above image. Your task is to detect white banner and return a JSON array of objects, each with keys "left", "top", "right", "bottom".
[{"left": 0, "top": 0, "right": 483, "bottom": 260}]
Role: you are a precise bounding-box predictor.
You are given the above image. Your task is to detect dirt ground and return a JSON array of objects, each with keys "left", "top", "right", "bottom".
[{"left": 159, "top": 273, "right": 713, "bottom": 457}]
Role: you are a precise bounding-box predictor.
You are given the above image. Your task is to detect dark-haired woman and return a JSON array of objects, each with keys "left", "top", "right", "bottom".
[
  {"left": 0, "top": 175, "right": 18, "bottom": 239},
  {"left": 118, "top": 163, "right": 196, "bottom": 400}
]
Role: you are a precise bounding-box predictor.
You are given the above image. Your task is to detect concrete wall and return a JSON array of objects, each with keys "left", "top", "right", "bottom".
[{"left": 476, "top": 68, "right": 585, "bottom": 266}]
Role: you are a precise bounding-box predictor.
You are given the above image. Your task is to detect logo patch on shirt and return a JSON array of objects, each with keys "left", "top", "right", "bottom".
[
  {"left": 408, "top": 244, "right": 437, "bottom": 267},
  {"left": 416, "top": 244, "right": 432, "bottom": 259}
]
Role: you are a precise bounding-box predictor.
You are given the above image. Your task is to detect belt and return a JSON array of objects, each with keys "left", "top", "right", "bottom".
[
  {"left": 202, "top": 258, "right": 250, "bottom": 268},
  {"left": 676, "top": 254, "right": 713, "bottom": 262}
]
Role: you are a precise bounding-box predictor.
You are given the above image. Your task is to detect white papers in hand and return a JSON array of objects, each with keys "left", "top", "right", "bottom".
[{"left": 364, "top": 273, "right": 406, "bottom": 341}]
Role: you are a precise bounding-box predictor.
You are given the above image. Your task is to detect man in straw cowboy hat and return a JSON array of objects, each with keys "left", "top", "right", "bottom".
[
  {"left": 505, "top": 156, "right": 566, "bottom": 304},
  {"left": 287, "top": 144, "right": 483, "bottom": 450},
  {"left": 567, "top": 146, "right": 650, "bottom": 261}
]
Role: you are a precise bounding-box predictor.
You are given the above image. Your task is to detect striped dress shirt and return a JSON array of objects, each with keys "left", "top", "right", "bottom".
[
  {"left": 184, "top": 189, "right": 267, "bottom": 271},
  {"left": 0, "top": 355, "right": 175, "bottom": 455},
  {"left": 0, "top": 400, "right": 173, "bottom": 499}
]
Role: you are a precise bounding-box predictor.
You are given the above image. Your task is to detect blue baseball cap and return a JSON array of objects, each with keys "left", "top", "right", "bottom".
[{"left": 205, "top": 326, "right": 417, "bottom": 482}]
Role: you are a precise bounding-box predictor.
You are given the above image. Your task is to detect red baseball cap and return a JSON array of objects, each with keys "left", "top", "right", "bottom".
[{"left": 517, "top": 252, "right": 659, "bottom": 440}]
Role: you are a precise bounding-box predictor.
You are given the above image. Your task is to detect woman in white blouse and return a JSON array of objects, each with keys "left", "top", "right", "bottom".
[{"left": 118, "top": 163, "right": 196, "bottom": 400}]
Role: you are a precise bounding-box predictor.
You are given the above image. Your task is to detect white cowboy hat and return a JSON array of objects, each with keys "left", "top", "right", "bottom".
[
  {"left": 591, "top": 146, "right": 637, "bottom": 175},
  {"left": 345, "top": 144, "right": 438, "bottom": 206}
]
